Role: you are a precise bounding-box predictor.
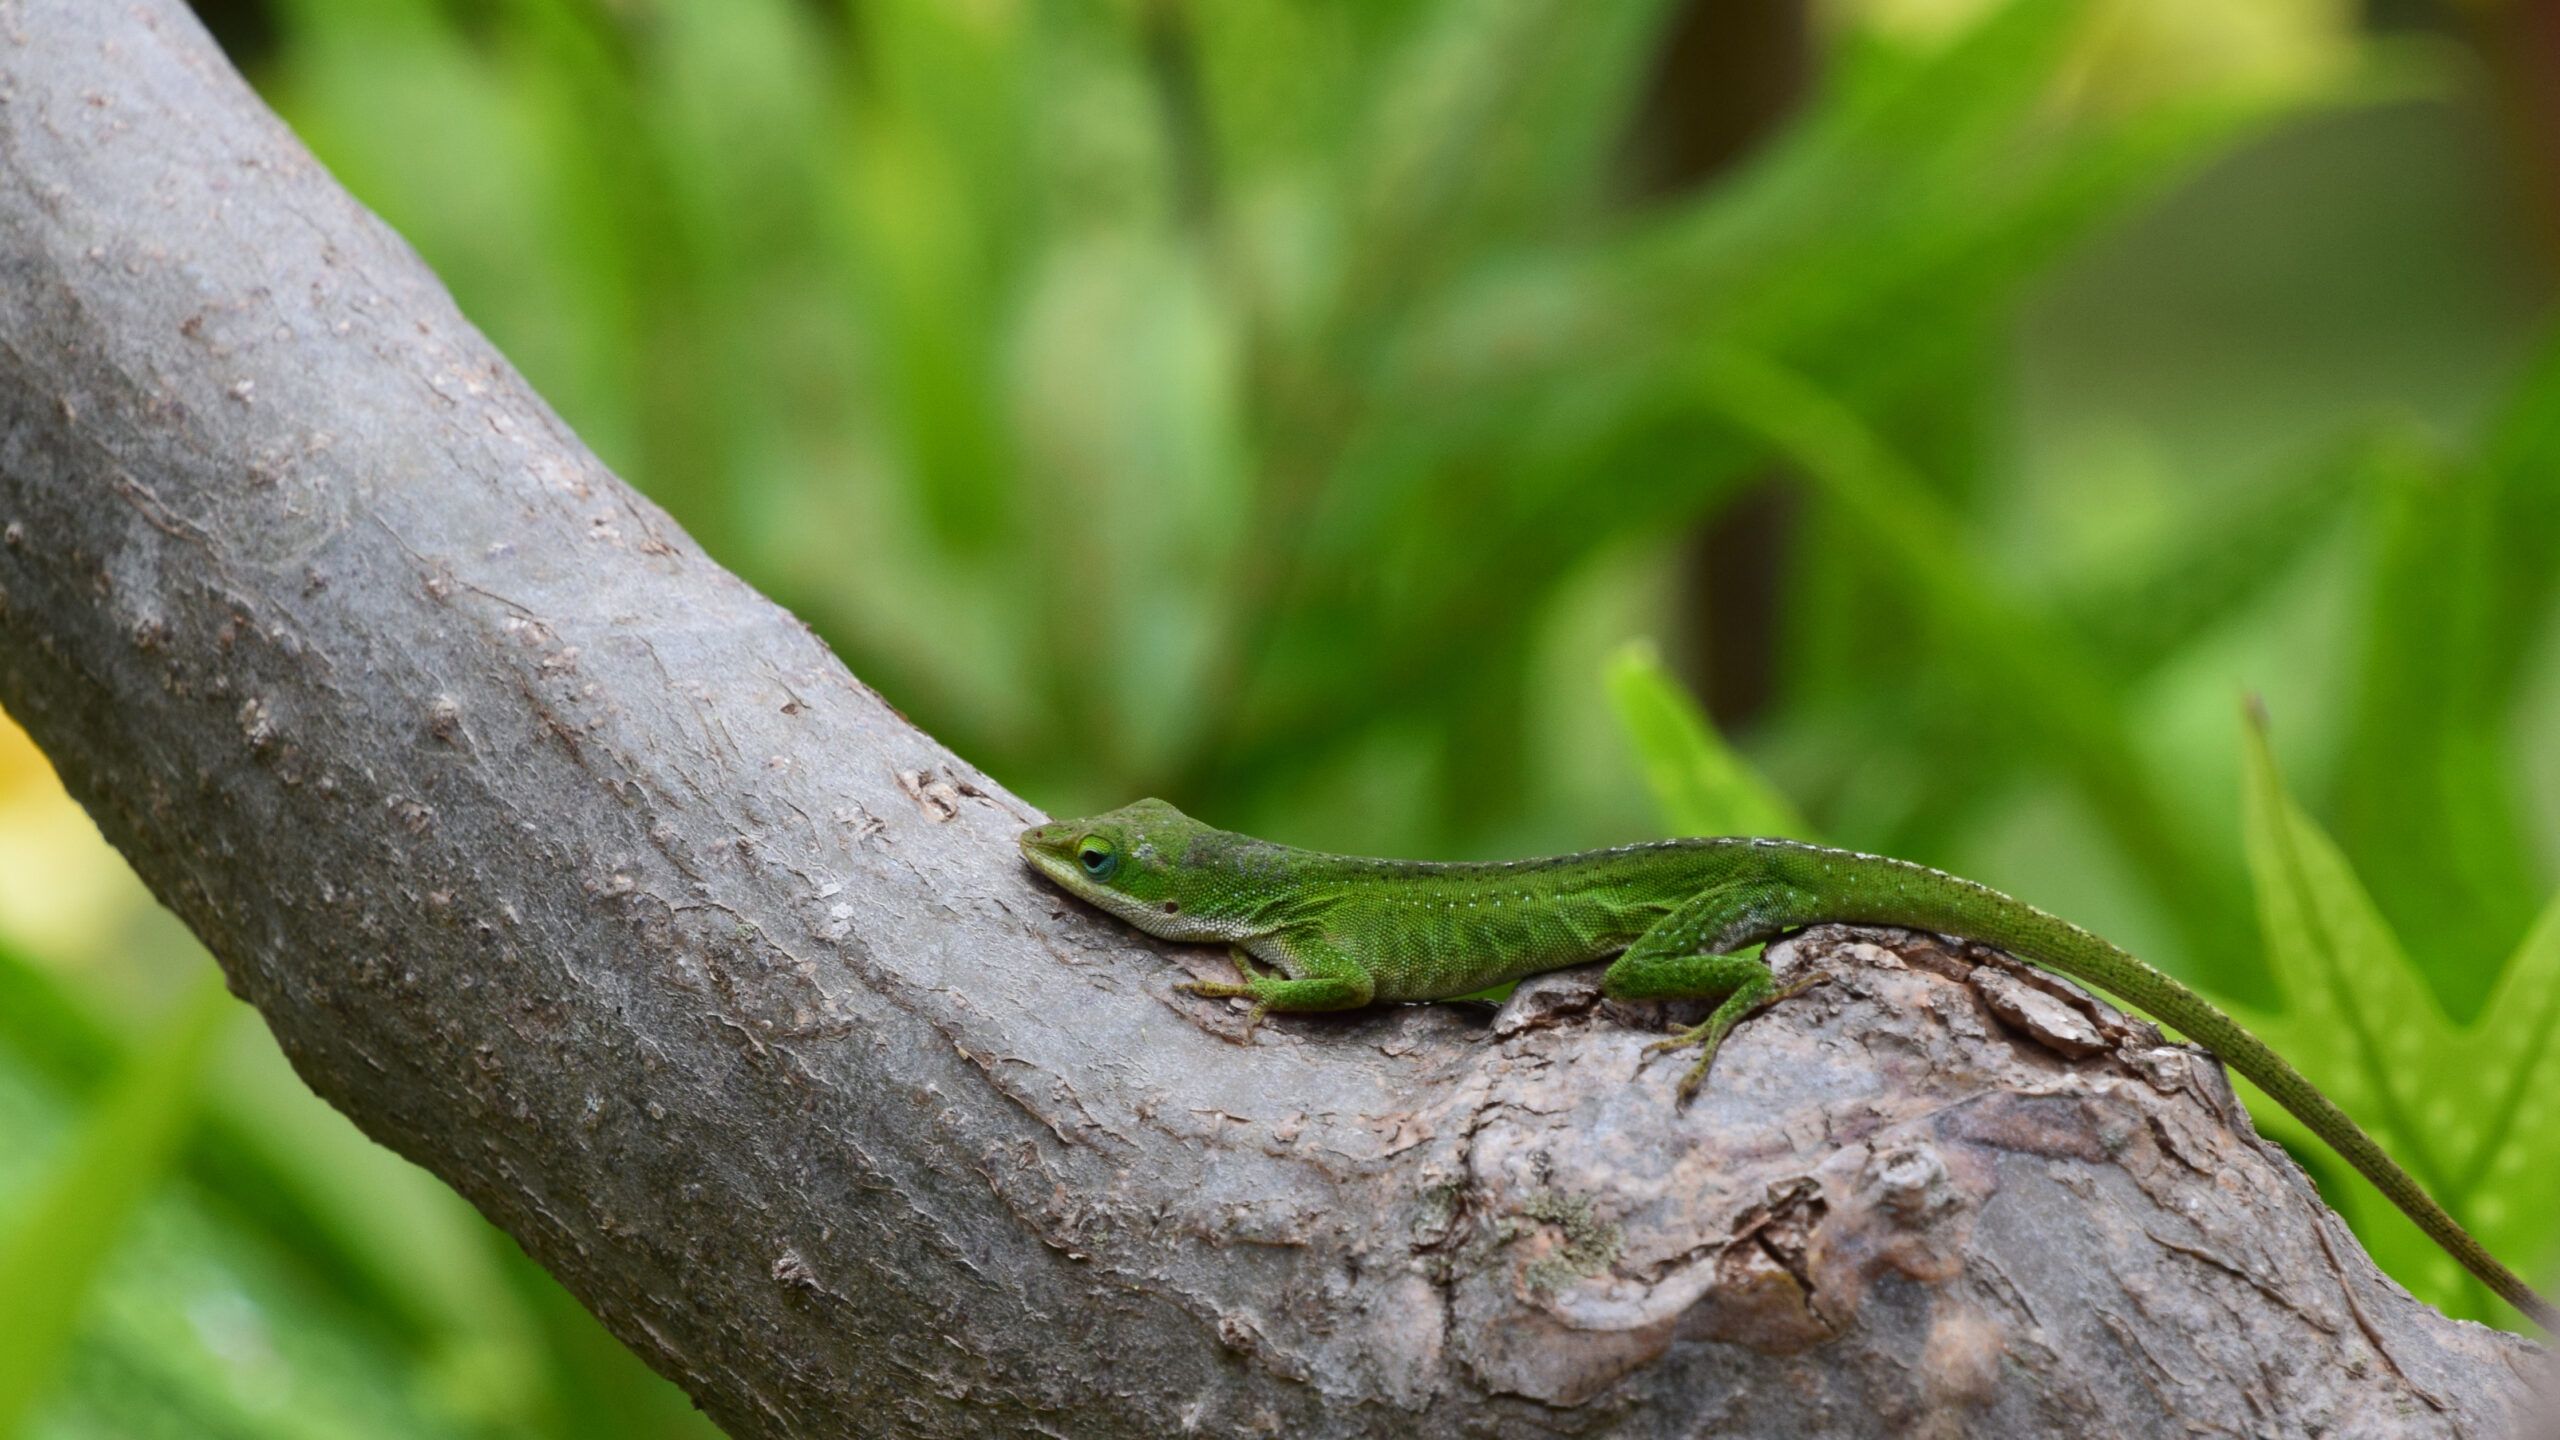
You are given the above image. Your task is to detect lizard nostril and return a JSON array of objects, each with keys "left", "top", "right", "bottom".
[{"left": 1162, "top": 901, "right": 1180, "bottom": 915}]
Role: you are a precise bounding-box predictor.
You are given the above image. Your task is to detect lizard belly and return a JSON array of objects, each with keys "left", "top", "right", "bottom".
[{"left": 1357, "top": 902, "right": 1635, "bottom": 1003}]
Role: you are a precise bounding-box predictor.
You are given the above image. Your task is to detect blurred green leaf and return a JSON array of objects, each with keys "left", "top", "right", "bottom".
[
  {"left": 2237, "top": 705, "right": 2560, "bottom": 1325},
  {"left": 0, "top": 970, "right": 231, "bottom": 1434},
  {"left": 0, "top": 937, "right": 529, "bottom": 1396},
  {"left": 1606, "top": 641, "right": 1809, "bottom": 840},
  {"left": 1174, "top": 0, "right": 2332, "bottom": 832},
  {"left": 0, "top": 931, "right": 711, "bottom": 1439},
  {"left": 2238, "top": 704, "right": 2454, "bottom": 1168},
  {"left": 1691, "top": 345, "right": 2260, "bottom": 991},
  {"left": 2459, "top": 894, "right": 2560, "bottom": 1282},
  {"left": 2329, "top": 435, "right": 2545, "bottom": 1014},
  {"left": 2057, "top": 438, "right": 2359, "bottom": 677},
  {"left": 2474, "top": 330, "right": 2560, "bottom": 698},
  {"left": 0, "top": 1044, "right": 485, "bottom": 1440}
]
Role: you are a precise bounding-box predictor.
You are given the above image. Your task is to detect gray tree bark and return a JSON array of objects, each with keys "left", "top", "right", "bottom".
[{"left": 0, "top": 2, "right": 2549, "bottom": 1435}]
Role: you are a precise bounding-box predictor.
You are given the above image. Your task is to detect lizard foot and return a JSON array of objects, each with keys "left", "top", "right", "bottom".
[
  {"left": 1174, "top": 979, "right": 1270, "bottom": 1040},
  {"left": 1175, "top": 978, "right": 1255, "bottom": 1000},
  {"left": 1643, "top": 972, "right": 1830, "bottom": 1105}
]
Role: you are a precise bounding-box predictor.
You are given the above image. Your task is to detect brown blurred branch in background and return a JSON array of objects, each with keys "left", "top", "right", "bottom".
[{"left": 1630, "top": 0, "right": 1813, "bottom": 730}]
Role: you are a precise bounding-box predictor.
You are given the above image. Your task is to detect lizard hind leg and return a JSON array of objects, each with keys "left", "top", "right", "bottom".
[
  {"left": 1637, "top": 966, "right": 1829, "bottom": 1103},
  {"left": 1603, "top": 882, "right": 1828, "bottom": 1103}
]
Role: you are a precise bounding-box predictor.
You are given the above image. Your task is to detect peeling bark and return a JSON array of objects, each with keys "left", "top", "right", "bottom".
[{"left": 0, "top": 3, "right": 2550, "bottom": 1436}]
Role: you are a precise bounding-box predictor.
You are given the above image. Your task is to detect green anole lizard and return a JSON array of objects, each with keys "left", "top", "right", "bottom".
[{"left": 1021, "top": 799, "right": 2556, "bottom": 1328}]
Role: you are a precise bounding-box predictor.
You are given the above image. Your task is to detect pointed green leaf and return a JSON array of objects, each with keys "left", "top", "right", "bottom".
[
  {"left": 2238, "top": 707, "right": 2460, "bottom": 1172},
  {"left": 1606, "top": 640, "right": 1809, "bottom": 840},
  {"left": 2329, "top": 439, "right": 2542, "bottom": 1011},
  {"left": 2228, "top": 706, "right": 2554, "bottom": 1319}
]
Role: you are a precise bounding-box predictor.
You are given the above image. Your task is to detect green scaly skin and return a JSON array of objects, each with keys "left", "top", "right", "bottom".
[{"left": 1021, "top": 799, "right": 2556, "bottom": 1329}]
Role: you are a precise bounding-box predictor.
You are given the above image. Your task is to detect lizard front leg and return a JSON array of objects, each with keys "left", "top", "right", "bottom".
[
  {"left": 1171, "top": 944, "right": 1265, "bottom": 1000},
  {"left": 1176, "top": 930, "right": 1373, "bottom": 1036}
]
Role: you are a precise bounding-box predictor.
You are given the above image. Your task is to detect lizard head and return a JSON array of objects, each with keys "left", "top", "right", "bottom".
[{"left": 1019, "top": 799, "right": 1261, "bottom": 944}]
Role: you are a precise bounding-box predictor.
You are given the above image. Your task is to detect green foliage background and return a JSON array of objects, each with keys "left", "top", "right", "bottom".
[{"left": 3, "top": 0, "right": 2557, "bottom": 1432}]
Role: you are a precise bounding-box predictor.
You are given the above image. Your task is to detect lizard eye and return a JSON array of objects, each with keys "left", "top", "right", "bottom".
[{"left": 1076, "top": 837, "right": 1119, "bottom": 881}]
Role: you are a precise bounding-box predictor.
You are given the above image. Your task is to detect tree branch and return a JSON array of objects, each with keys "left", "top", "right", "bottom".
[{"left": 0, "top": 3, "right": 2544, "bottom": 1435}]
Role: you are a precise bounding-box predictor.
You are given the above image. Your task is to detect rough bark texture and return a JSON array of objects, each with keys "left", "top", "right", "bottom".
[{"left": 0, "top": 3, "right": 2551, "bottom": 1436}]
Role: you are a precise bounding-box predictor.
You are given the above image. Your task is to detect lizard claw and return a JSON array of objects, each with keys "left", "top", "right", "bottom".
[
  {"left": 1768, "top": 971, "right": 1832, "bottom": 1006},
  {"left": 1635, "top": 1021, "right": 1723, "bottom": 1106},
  {"left": 1176, "top": 977, "right": 1256, "bottom": 1000},
  {"left": 1640, "top": 1024, "right": 1710, "bottom": 1059},
  {"left": 1174, "top": 978, "right": 1268, "bottom": 1042},
  {"left": 1674, "top": 1051, "right": 1717, "bottom": 1107}
]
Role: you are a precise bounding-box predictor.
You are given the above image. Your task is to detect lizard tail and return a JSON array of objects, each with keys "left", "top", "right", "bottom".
[
  {"left": 2034, "top": 925, "right": 2555, "bottom": 1330},
  {"left": 1776, "top": 844, "right": 2558, "bottom": 1330}
]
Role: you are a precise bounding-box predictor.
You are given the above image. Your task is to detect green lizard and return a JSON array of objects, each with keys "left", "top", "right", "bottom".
[{"left": 1020, "top": 799, "right": 2556, "bottom": 1328}]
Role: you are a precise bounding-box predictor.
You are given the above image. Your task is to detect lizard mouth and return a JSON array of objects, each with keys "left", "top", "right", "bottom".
[{"left": 1017, "top": 822, "right": 1086, "bottom": 889}]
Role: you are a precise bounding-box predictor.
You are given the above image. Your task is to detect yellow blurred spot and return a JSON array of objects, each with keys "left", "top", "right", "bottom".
[
  {"left": 1841, "top": 0, "right": 2004, "bottom": 42},
  {"left": 0, "top": 707, "right": 131, "bottom": 956},
  {"left": 1835, "top": 0, "right": 2355, "bottom": 109},
  {"left": 2068, "top": 0, "right": 2356, "bottom": 110}
]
